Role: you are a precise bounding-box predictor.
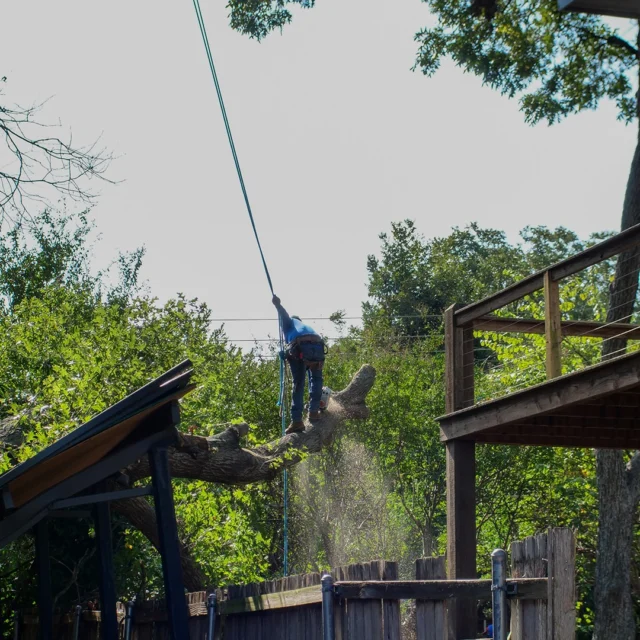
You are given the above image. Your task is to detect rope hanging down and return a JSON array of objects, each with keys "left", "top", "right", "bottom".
[
  {"left": 191, "top": 0, "right": 275, "bottom": 296},
  {"left": 191, "top": 0, "right": 290, "bottom": 575}
]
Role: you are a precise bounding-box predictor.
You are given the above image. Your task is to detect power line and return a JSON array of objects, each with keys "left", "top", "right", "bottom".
[{"left": 212, "top": 315, "right": 443, "bottom": 322}]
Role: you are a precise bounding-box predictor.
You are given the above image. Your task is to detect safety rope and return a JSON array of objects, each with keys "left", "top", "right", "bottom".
[
  {"left": 191, "top": 0, "right": 289, "bottom": 576},
  {"left": 191, "top": 0, "right": 275, "bottom": 296}
]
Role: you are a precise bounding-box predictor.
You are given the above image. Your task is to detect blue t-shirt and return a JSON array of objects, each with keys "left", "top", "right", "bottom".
[
  {"left": 283, "top": 317, "right": 318, "bottom": 343},
  {"left": 486, "top": 623, "right": 493, "bottom": 638},
  {"left": 276, "top": 304, "right": 319, "bottom": 343}
]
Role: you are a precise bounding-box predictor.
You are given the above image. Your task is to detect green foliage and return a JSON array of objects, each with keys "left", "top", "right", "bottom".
[
  {"left": 415, "top": 0, "right": 638, "bottom": 124},
  {"left": 0, "top": 211, "right": 620, "bottom": 640},
  {"left": 227, "top": 0, "right": 315, "bottom": 40},
  {"left": 364, "top": 220, "right": 613, "bottom": 337}
]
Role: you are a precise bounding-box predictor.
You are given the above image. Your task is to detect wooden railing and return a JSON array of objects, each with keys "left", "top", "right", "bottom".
[{"left": 445, "top": 222, "right": 640, "bottom": 413}]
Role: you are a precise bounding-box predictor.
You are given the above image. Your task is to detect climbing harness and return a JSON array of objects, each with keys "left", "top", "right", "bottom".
[{"left": 190, "top": 0, "right": 290, "bottom": 576}]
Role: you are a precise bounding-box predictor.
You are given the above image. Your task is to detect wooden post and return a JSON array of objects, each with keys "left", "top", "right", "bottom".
[
  {"left": 546, "top": 528, "right": 576, "bottom": 640},
  {"left": 94, "top": 498, "right": 119, "bottom": 640},
  {"left": 415, "top": 557, "right": 445, "bottom": 640},
  {"left": 444, "top": 304, "right": 477, "bottom": 639},
  {"left": 150, "top": 445, "right": 190, "bottom": 640},
  {"left": 34, "top": 519, "right": 53, "bottom": 640},
  {"left": 544, "top": 271, "right": 562, "bottom": 379}
]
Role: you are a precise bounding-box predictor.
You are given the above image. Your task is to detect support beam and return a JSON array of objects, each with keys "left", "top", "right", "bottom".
[
  {"left": 54, "top": 486, "right": 152, "bottom": 510},
  {"left": 544, "top": 271, "right": 562, "bottom": 379},
  {"left": 446, "top": 440, "right": 477, "bottom": 639},
  {"left": 150, "top": 445, "right": 189, "bottom": 639},
  {"left": 0, "top": 417, "right": 179, "bottom": 550},
  {"left": 94, "top": 498, "right": 119, "bottom": 640},
  {"left": 444, "top": 304, "right": 477, "bottom": 639},
  {"left": 34, "top": 520, "right": 52, "bottom": 640}
]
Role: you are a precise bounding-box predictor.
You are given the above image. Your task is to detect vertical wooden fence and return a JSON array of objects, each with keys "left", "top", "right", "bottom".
[{"left": 18, "top": 529, "right": 575, "bottom": 639}]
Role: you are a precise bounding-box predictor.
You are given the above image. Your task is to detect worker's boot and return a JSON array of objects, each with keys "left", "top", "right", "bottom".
[
  {"left": 309, "top": 411, "right": 321, "bottom": 422},
  {"left": 285, "top": 420, "right": 305, "bottom": 434}
]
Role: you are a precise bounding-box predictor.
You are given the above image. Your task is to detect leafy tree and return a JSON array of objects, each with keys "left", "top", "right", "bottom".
[
  {"left": 227, "top": 0, "right": 315, "bottom": 40},
  {"left": 414, "top": 2, "right": 639, "bottom": 636},
  {"left": 365, "top": 221, "right": 613, "bottom": 336}
]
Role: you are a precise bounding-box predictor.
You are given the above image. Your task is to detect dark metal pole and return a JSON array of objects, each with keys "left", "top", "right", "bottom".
[
  {"left": 34, "top": 520, "right": 53, "bottom": 640},
  {"left": 124, "top": 600, "right": 135, "bottom": 640},
  {"left": 12, "top": 611, "right": 20, "bottom": 640},
  {"left": 321, "top": 574, "right": 335, "bottom": 640},
  {"left": 94, "top": 498, "right": 119, "bottom": 640},
  {"left": 150, "top": 445, "right": 190, "bottom": 640},
  {"left": 491, "top": 549, "right": 508, "bottom": 640},
  {"left": 207, "top": 592, "right": 217, "bottom": 640},
  {"left": 72, "top": 604, "right": 82, "bottom": 640}
]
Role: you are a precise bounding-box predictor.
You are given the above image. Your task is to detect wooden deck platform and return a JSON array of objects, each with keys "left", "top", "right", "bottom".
[{"left": 439, "top": 350, "right": 640, "bottom": 449}]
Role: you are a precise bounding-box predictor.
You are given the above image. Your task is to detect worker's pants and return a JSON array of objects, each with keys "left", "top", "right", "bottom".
[{"left": 289, "top": 359, "right": 323, "bottom": 422}]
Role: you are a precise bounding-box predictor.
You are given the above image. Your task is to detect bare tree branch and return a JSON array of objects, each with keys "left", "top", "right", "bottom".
[{"left": 0, "top": 89, "right": 114, "bottom": 225}]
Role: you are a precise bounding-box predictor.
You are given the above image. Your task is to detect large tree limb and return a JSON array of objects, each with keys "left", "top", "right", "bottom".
[
  {"left": 112, "top": 365, "right": 375, "bottom": 591},
  {"left": 112, "top": 494, "right": 207, "bottom": 592},
  {"left": 126, "top": 364, "right": 375, "bottom": 485}
]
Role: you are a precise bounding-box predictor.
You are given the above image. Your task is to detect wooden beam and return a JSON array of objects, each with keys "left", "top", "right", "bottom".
[
  {"left": 94, "top": 496, "right": 118, "bottom": 640},
  {"left": 444, "top": 303, "right": 477, "bottom": 639},
  {"left": 0, "top": 420, "right": 179, "bottom": 550},
  {"left": 34, "top": 520, "right": 52, "bottom": 640},
  {"left": 474, "top": 433, "right": 640, "bottom": 449},
  {"left": 445, "top": 305, "right": 474, "bottom": 413},
  {"left": 218, "top": 585, "right": 323, "bottom": 615},
  {"left": 334, "top": 578, "right": 547, "bottom": 601},
  {"left": 544, "top": 272, "right": 562, "bottom": 379},
  {"left": 438, "top": 350, "right": 640, "bottom": 442},
  {"left": 472, "top": 315, "right": 640, "bottom": 340},
  {"left": 53, "top": 486, "right": 152, "bottom": 510},
  {"left": 446, "top": 440, "right": 476, "bottom": 639},
  {"left": 211, "top": 578, "right": 548, "bottom": 617},
  {"left": 150, "top": 442, "right": 190, "bottom": 640},
  {"left": 454, "top": 223, "right": 640, "bottom": 326}
]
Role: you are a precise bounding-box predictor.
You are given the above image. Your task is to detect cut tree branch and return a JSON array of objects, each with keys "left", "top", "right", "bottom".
[
  {"left": 125, "top": 364, "right": 376, "bottom": 486},
  {"left": 112, "top": 364, "right": 376, "bottom": 591}
]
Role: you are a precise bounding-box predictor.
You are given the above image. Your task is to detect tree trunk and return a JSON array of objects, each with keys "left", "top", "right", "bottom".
[
  {"left": 113, "top": 365, "right": 376, "bottom": 591},
  {"left": 594, "top": 67, "right": 640, "bottom": 639}
]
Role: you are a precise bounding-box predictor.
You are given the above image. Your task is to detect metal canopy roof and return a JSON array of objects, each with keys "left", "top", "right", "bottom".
[
  {"left": 0, "top": 360, "right": 194, "bottom": 548},
  {"left": 438, "top": 350, "right": 640, "bottom": 449},
  {"left": 558, "top": 0, "right": 640, "bottom": 18}
]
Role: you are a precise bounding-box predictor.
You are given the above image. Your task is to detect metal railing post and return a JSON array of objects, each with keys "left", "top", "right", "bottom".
[
  {"left": 207, "top": 592, "right": 217, "bottom": 640},
  {"left": 13, "top": 610, "right": 20, "bottom": 640},
  {"left": 72, "top": 604, "right": 82, "bottom": 640},
  {"left": 124, "top": 600, "right": 135, "bottom": 640},
  {"left": 321, "top": 573, "right": 335, "bottom": 640},
  {"left": 491, "top": 549, "right": 508, "bottom": 640}
]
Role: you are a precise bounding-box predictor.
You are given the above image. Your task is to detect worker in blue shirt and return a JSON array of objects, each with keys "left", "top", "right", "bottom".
[{"left": 273, "top": 295, "right": 326, "bottom": 433}]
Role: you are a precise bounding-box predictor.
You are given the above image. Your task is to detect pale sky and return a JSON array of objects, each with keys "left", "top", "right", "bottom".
[{"left": 0, "top": 1, "right": 637, "bottom": 344}]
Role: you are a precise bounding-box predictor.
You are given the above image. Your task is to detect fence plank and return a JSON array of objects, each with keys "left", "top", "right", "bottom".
[
  {"left": 381, "top": 561, "right": 400, "bottom": 640},
  {"left": 415, "top": 557, "right": 446, "bottom": 640},
  {"left": 534, "top": 533, "right": 548, "bottom": 640},
  {"left": 547, "top": 528, "right": 576, "bottom": 640},
  {"left": 333, "top": 565, "right": 347, "bottom": 640},
  {"left": 510, "top": 541, "right": 524, "bottom": 640},
  {"left": 366, "top": 561, "right": 384, "bottom": 639},
  {"left": 346, "top": 563, "right": 367, "bottom": 639}
]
